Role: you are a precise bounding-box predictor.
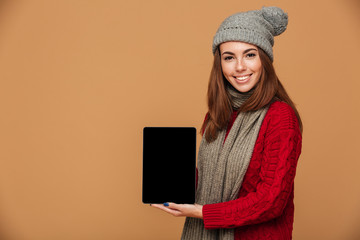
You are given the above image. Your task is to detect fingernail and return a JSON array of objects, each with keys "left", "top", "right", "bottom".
[{"left": 163, "top": 202, "right": 169, "bottom": 207}]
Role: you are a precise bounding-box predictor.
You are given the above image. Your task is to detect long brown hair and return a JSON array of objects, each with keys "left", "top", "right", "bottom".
[{"left": 201, "top": 46, "right": 303, "bottom": 142}]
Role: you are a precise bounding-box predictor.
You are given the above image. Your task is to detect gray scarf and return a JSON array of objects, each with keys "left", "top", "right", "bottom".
[{"left": 181, "top": 86, "right": 270, "bottom": 240}]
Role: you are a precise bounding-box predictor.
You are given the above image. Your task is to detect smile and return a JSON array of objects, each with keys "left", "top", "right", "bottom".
[{"left": 234, "top": 74, "right": 252, "bottom": 82}]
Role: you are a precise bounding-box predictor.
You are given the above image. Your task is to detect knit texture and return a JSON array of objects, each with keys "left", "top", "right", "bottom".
[
  {"left": 181, "top": 87, "right": 270, "bottom": 240},
  {"left": 212, "top": 6, "right": 288, "bottom": 61},
  {"left": 202, "top": 101, "right": 302, "bottom": 240}
]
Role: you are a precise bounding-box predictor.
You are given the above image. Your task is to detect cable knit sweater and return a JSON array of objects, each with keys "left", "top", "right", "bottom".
[{"left": 199, "top": 101, "right": 302, "bottom": 240}]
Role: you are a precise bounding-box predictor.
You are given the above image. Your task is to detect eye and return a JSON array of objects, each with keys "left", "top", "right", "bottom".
[
  {"left": 224, "top": 56, "right": 234, "bottom": 61},
  {"left": 246, "top": 53, "right": 256, "bottom": 58}
]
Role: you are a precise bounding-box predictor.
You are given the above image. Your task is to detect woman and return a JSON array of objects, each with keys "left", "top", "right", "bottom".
[{"left": 152, "top": 6, "right": 302, "bottom": 240}]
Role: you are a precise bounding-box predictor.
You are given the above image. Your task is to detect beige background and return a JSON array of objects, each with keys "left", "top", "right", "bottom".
[{"left": 0, "top": 0, "right": 359, "bottom": 239}]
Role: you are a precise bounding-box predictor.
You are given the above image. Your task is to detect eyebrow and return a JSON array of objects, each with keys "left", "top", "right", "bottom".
[{"left": 221, "top": 48, "right": 258, "bottom": 55}]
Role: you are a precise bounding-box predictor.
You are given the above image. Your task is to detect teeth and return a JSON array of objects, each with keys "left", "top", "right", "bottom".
[{"left": 236, "top": 75, "right": 250, "bottom": 81}]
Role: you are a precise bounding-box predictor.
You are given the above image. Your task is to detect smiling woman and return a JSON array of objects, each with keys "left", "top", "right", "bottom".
[
  {"left": 152, "top": 6, "right": 303, "bottom": 240},
  {"left": 220, "top": 42, "right": 262, "bottom": 93}
]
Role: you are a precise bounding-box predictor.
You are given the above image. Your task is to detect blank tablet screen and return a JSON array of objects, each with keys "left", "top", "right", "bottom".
[{"left": 142, "top": 127, "right": 196, "bottom": 204}]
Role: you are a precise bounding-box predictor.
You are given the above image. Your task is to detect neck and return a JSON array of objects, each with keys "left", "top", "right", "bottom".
[{"left": 226, "top": 84, "right": 254, "bottom": 110}]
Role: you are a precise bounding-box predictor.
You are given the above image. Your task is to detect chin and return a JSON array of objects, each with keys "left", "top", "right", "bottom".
[{"left": 233, "top": 85, "right": 254, "bottom": 93}]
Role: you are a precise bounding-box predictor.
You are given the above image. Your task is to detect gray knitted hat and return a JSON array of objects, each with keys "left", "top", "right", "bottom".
[{"left": 212, "top": 6, "right": 288, "bottom": 61}]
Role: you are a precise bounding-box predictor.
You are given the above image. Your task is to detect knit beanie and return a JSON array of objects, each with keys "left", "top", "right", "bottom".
[{"left": 212, "top": 6, "right": 288, "bottom": 61}]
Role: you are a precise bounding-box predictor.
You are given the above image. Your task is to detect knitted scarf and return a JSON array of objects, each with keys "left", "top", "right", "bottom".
[{"left": 181, "top": 85, "right": 270, "bottom": 240}]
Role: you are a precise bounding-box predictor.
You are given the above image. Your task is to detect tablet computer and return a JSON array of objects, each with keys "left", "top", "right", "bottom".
[{"left": 142, "top": 127, "right": 196, "bottom": 204}]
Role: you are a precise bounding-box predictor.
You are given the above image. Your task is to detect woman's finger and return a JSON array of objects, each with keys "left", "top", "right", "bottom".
[
  {"left": 150, "top": 204, "right": 168, "bottom": 211},
  {"left": 151, "top": 203, "right": 183, "bottom": 217},
  {"left": 166, "top": 202, "right": 182, "bottom": 210}
]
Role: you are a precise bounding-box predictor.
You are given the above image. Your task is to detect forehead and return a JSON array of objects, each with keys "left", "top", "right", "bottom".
[{"left": 219, "top": 41, "right": 258, "bottom": 53}]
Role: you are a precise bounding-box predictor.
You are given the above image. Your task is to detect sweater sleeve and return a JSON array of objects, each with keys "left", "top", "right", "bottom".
[{"left": 202, "top": 102, "right": 302, "bottom": 229}]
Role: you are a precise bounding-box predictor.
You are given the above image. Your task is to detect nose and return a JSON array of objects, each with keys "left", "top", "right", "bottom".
[{"left": 236, "top": 59, "right": 246, "bottom": 71}]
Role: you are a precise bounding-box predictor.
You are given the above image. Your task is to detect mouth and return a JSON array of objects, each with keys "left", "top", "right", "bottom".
[{"left": 234, "top": 74, "right": 252, "bottom": 82}]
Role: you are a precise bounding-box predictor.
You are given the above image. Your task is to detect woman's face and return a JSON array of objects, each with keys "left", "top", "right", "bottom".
[{"left": 220, "top": 41, "right": 262, "bottom": 93}]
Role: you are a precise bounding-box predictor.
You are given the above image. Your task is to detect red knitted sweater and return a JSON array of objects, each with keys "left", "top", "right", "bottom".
[{"left": 200, "top": 101, "right": 302, "bottom": 240}]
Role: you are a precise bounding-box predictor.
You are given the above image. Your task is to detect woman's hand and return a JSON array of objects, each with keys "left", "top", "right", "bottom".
[{"left": 151, "top": 203, "right": 203, "bottom": 219}]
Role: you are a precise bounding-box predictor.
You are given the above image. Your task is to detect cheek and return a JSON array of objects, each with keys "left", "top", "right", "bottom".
[
  {"left": 221, "top": 62, "right": 233, "bottom": 77},
  {"left": 254, "top": 68, "right": 263, "bottom": 84},
  {"left": 250, "top": 62, "right": 262, "bottom": 75}
]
